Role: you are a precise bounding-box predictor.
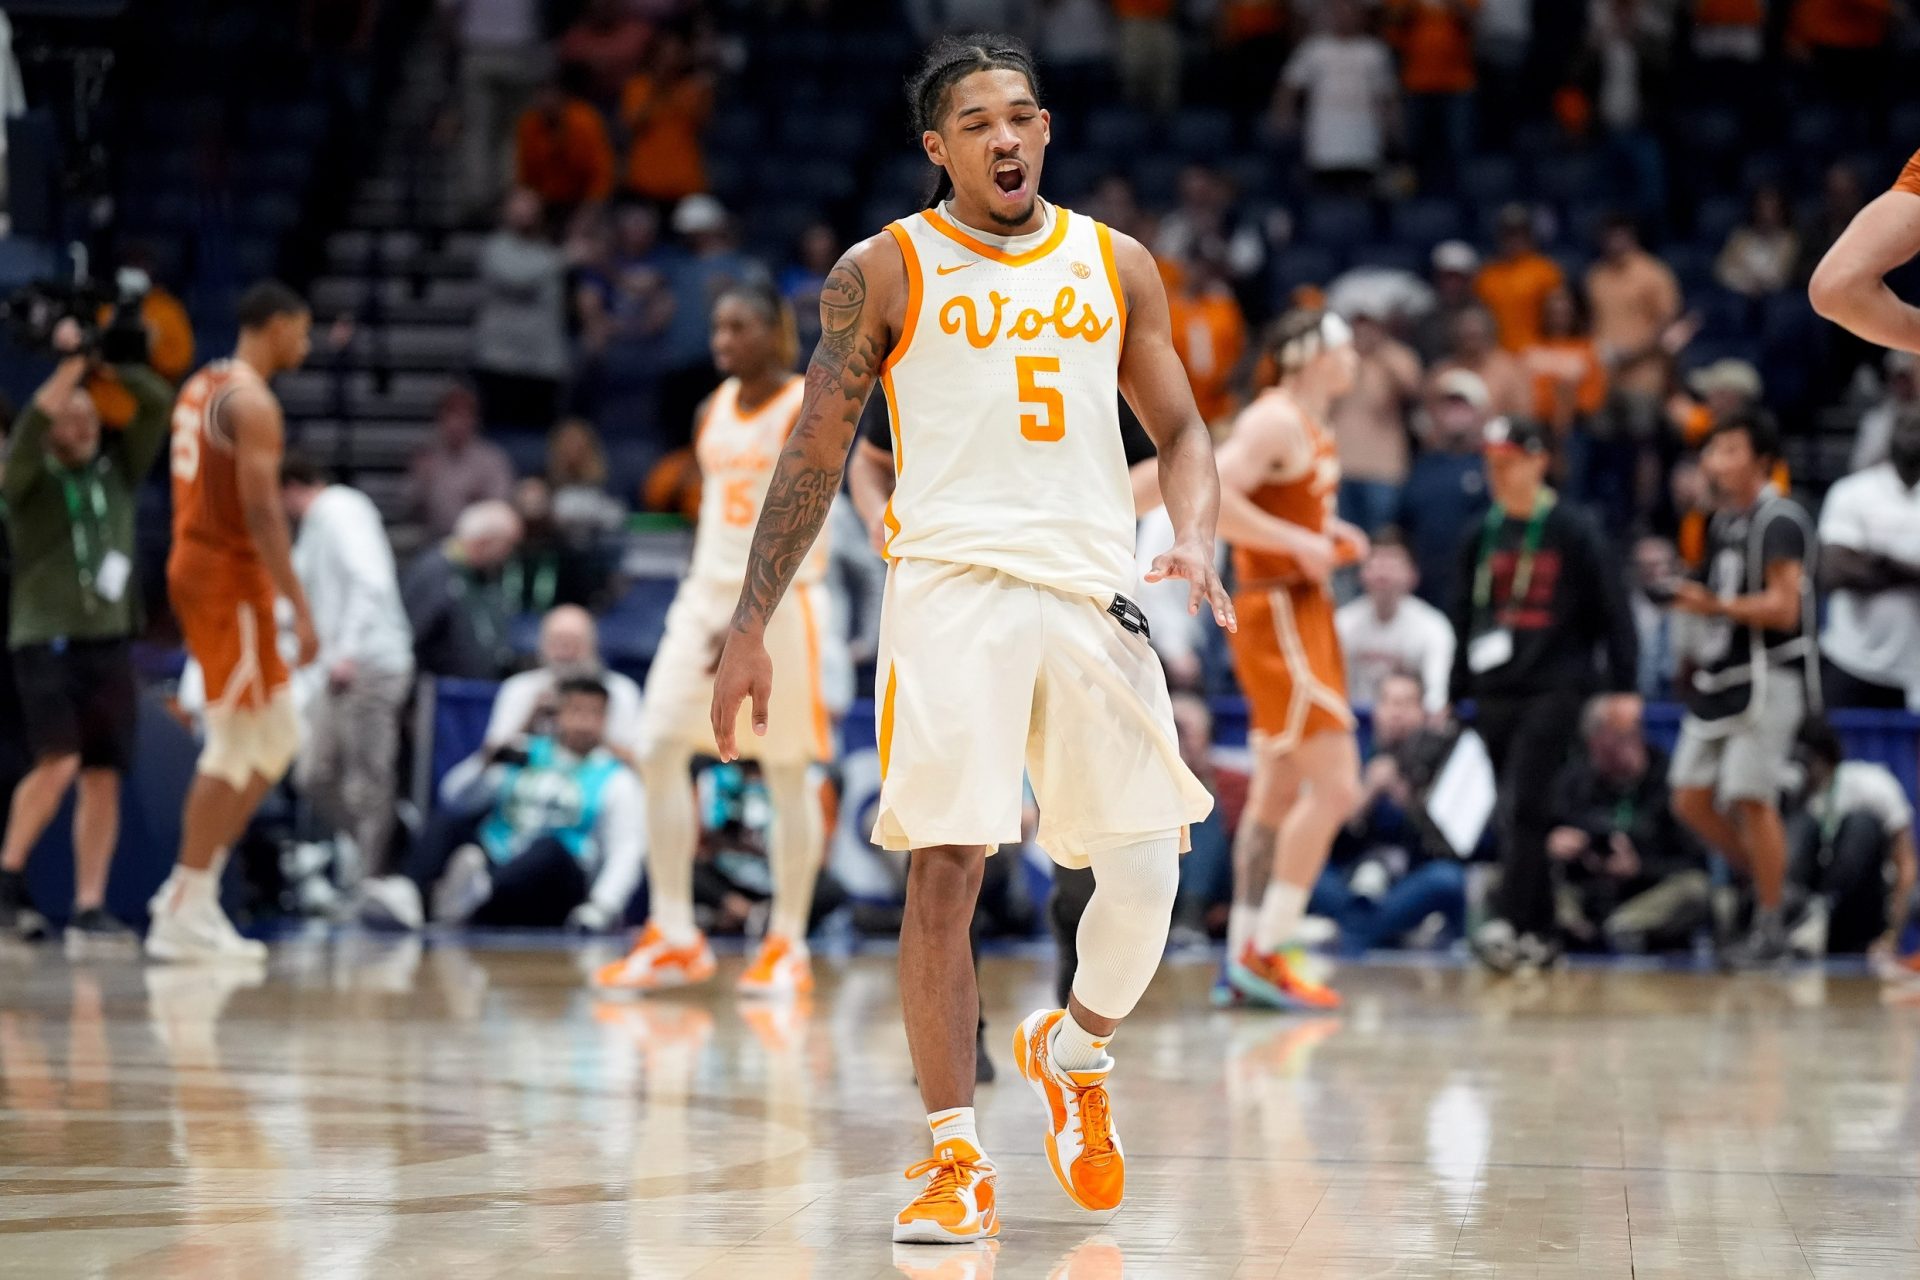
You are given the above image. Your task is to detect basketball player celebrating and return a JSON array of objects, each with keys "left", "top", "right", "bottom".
[
  {"left": 1811, "top": 150, "right": 1920, "bottom": 352},
  {"left": 147, "top": 282, "right": 316, "bottom": 962},
  {"left": 596, "top": 284, "right": 832, "bottom": 998},
  {"left": 711, "top": 36, "right": 1231, "bottom": 1244},
  {"left": 1215, "top": 311, "right": 1368, "bottom": 1010}
]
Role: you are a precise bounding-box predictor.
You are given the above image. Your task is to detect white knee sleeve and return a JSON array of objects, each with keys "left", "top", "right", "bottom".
[
  {"left": 199, "top": 694, "right": 301, "bottom": 788},
  {"left": 1070, "top": 834, "right": 1182, "bottom": 1021}
]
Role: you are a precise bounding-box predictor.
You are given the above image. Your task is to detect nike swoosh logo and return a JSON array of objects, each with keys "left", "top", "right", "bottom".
[{"left": 936, "top": 262, "right": 976, "bottom": 275}]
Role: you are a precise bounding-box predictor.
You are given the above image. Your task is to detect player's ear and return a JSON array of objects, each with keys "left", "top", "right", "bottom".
[
  {"left": 921, "top": 129, "right": 946, "bottom": 168},
  {"left": 1040, "top": 108, "right": 1051, "bottom": 146}
]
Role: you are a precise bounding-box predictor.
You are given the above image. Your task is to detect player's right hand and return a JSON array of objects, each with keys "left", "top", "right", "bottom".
[
  {"left": 710, "top": 629, "right": 773, "bottom": 762},
  {"left": 1292, "top": 534, "right": 1337, "bottom": 587},
  {"left": 292, "top": 609, "right": 320, "bottom": 668}
]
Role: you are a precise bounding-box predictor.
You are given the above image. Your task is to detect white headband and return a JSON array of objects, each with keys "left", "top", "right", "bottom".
[{"left": 1279, "top": 312, "right": 1354, "bottom": 371}]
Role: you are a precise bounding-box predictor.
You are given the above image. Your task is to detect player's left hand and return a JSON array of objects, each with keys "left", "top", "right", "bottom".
[
  {"left": 1146, "top": 536, "right": 1236, "bottom": 632},
  {"left": 1328, "top": 517, "right": 1371, "bottom": 565},
  {"left": 711, "top": 628, "right": 774, "bottom": 761}
]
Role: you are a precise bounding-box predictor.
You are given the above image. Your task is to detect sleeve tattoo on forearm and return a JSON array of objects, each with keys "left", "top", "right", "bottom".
[{"left": 731, "top": 256, "right": 881, "bottom": 632}]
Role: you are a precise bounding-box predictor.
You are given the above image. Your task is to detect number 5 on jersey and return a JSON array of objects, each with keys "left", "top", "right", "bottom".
[{"left": 1017, "top": 355, "right": 1065, "bottom": 443}]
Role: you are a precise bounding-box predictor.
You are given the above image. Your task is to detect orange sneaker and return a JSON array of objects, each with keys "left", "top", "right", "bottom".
[
  {"left": 893, "top": 1138, "right": 998, "bottom": 1244},
  {"left": 592, "top": 922, "right": 716, "bottom": 993},
  {"left": 1012, "top": 1009, "right": 1125, "bottom": 1212},
  {"left": 1227, "top": 944, "right": 1342, "bottom": 1011},
  {"left": 736, "top": 934, "right": 814, "bottom": 998}
]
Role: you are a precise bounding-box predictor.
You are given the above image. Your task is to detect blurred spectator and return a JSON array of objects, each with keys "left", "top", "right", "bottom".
[
  {"left": 1166, "top": 691, "right": 1233, "bottom": 939},
  {"left": 1428, "top": 305, "right": 1530, "bottom": 419},
  {"left": 558, "top": 0, "right": 652, "bottom": 105},
  {"left": 1084, "top": 172, "right": 1155, "bottom": 244},
  {"left": 474, "top": 188, "right": 570, "bottom": 430},
  {"left": 1385, "top": 0, "right": 1479, "bottom": 189},
  {"left": 778, "top": 221, "right": 839, "bottom": 363},
  {"left": 1549, "top": 694, "right": 1709, "bottom": 953},
  {"left": 1477, "top": 204, "right": 1564, "bottom": 351},
  {"left": 282, "top": 458, "right": 414, "bottom": 877},
  {"left": 546, "top": 418, "right": 626, "bottom": 542},
  {"left": 1167, "top": 243, "right": 1248, "bottom": 426},
  {"left": 363, "top": 676, "right": 642, "bottom": 931},
  {"left": 1715, "top": 185, "right": 1800, "bottom": 299},
  {"left": 477, "top": 604, "right": 644, "bottom": 766},
  {"left": 1473, "top": 0, "right": 1532, "bottom": 137},
  {"left": 1788, "top": 0, "right": 1898, "bottom": 119},
  {"left": 1331, "top": 309, "right": 1422, "bottom": 533},
  {"left": 1669, "top": 452, "right": 1713, "bottom": 568},
  {"left": 1310, "top": 672, "right": 1468, "bottom": 952},
  {"left": 1629, "top": 534, "right": 1680, "bottom": 700},
  {"left": 1335, "top": 532, "right": 1454, "bottom": 713},
  {"left": 1397, "top": 368, "right": 1491, "bottom": 607},
  {"left": 1213, "top": 0, "right": 1289, "bottom": 113},
  {"left": 513, "top": 72, "right": 615, "bottom": 215},
  {"left": 1522, "top": 285, "right": 1606, "bottom": 448},
  {"left": 1788, "top": 718, "right": 1916, "bottom": 957},
  {"left": 1155, "top": 166, "right": 1268, "bottom": 319},
  {"left": 1818, "top": 407, "right": 1920, "bottom": 710},
  {"left": 1689, "top": 0, "right": 1767, "bottom": 104},
  {"left": 1412, "top": 240, "right": 1482, "bottom": 363},
  {"left": 1113, "top": 0, "right": 1181, "bottom": 115},
  {"left": 503, "top": 476, "right": 613, "bottom": 613},
  {"left": 1852, "top": 351, "right": 1919, "bottom": 471},
  {"left": 1274, "top": 0, "right": 1399, "bottom": 195},
  {"left": 659, "top": 195, "right": 767, "bottom": 437},
  {"left": 1797, "top": 161, "right": 1866, "bottom": 285},
  {"left": 406, "top": 384, "right": 515, "bottom": 539},
  {"left": 1579, "top": 0, "right": 1673, "bottom": 225},
  {"left": 403, "top": 499, "right": 523, "bottom": 679},
  {"left": 1036, "top": 0, "right": 1117, "bottom": 105},
  {"left": 1587, "top": 215, "right": 1683, "bottom": 426},
  {"left": 441, "top": 0, "right": 549, "bottom": 217},
  {"left": 619, "top": 28, "right": 714, "bottom": 204}
]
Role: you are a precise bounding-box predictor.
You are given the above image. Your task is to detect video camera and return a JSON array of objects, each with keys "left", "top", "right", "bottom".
[{"left": 0, "top": 267, "right": 151, "bottom": 364}]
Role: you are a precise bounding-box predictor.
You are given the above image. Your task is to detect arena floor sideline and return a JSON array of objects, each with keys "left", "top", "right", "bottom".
[{"left": 1, "top": 937, "right": 1917, "bottom": 1279}]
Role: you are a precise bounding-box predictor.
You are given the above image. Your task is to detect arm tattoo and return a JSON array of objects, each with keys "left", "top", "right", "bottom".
[{"left": 730, "top": 256, "right": 881, "bottom": 632}]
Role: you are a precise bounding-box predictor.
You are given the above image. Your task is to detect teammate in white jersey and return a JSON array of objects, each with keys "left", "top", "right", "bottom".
[
  {"left": 710, "top": 35, "right": 1234, "bottom": 1244},
  {"left": 596, "top": 284, "right": 832, "bottom": 1000}
]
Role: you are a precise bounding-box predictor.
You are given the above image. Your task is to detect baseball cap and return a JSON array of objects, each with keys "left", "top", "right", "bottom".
[
  {"left": 1687, "top": 358, "right": 1763, "bottom": 401},
  {"left": 1432, "top": 240, "right": 1480, "bottom": 274},
  {"left": 1482, "top": 416, "right": 1550, "bottom": 455},
  {"left": 1434, "top": 367, "right": 1491, "bottom": 410}
]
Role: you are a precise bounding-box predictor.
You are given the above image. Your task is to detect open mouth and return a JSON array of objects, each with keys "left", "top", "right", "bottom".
[{"left": 991, "top": 161, "right": 1028, "bottom": 201}]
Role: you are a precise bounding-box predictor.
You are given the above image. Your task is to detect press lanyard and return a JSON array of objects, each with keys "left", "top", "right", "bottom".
[
  {"left": 55, "top": 464, "right": 110, "bottom": 609},
  {"left": 1472, "top": 490, "right": 1555, "bottom": 622}
]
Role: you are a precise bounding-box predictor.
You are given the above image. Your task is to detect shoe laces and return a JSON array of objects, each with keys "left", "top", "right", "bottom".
[
  {"left": 903, "top": 1149, "right": 988, "bottom": 1205},
  {"left": 1068, "top": 1080, "right": 1117, "bottom": 1165}
]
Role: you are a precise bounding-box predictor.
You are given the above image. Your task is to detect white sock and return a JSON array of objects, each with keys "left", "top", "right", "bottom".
[
  {"left": 640, "top": 748, "right": 700, "bottom": 946},
  {"left": 927, "top": 1106, "right": 981, "bottom": 1155},
  {"left": 1228, "top": 903, "right": 1258, "bottom": 961},
  {"left": 163, "top": 865, "right": 217, "bottom": 911},
  {"left": 1070, "top": 836, "right": 1180, "bottom": 1019},
  {"left": 1049, "top": 1010, "right": 1112, "bottom": 1073},
  {"left": 1254, "top": 880, "right": 1309, "bottom": 954},
  {"left": 765, "top": 763, "right": 823, "bottom": 945}
]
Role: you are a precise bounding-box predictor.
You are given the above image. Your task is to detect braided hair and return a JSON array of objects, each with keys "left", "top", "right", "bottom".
[{"left": 906, "top": 34, "right": 1043, "bottom": 210}]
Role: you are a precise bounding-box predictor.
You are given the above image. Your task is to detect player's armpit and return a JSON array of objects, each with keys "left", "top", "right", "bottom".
[{"left": 1809, "top": 190, "right": 1920, "bottom": 353}]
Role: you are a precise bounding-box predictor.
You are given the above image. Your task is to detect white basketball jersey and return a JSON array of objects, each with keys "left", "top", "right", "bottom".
[
  {"left": 688, "top": 374, "right": 824, "bottom": 584},
  {"left": 879, "top": 203, "right": 1135, "bottom": 598}
]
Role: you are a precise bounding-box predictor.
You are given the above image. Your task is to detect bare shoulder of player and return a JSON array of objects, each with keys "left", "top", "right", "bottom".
[
  {"left": 816, "top": 231, "right": 909, "bottom": 359},
  {"left": 221, "top": 378, "right": 285, "bottom": 450}
]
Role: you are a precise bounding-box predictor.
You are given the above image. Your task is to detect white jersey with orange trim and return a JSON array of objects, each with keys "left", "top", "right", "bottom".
[
  {"left": 688, "top": 374, "right": 823, "bottom": 585},
  {"left": 879, "top": 202, "right": 1135, "bottom": 598}
]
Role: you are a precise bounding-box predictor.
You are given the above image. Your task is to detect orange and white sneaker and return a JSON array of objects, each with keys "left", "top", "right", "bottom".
[
  {"left": 1012, "top": 1009, "right": 1125, "bottom": 1212},
  {"left": 894, "top": 1139, "right": 999, "bottom": 1244},
  {"left": 1228, "top": 943, "right": 1343, "bottom": 1011},
  {"left": 592, "top": 922, "right": 716, "bottom": 993},
  {"left": 736, "top": 934, "right": 814, "bottom": 998}
]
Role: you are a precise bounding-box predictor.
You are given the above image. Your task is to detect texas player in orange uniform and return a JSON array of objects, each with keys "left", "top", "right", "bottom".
[
  {"left": 1216, "top": 310, "right": 1368, "bottom": 1010},
  {"left": 1811, "top": 148, "right": 1920, "bottom": 353},
  {"left": 146, "top": 282, "right": 317, "bottom": 963}
]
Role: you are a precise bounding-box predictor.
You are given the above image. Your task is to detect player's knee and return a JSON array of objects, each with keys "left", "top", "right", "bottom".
[
  {"left": 906, "top": 847, "right": 984, "bottom": 918},
  {"left": 1089, "top": 839, "right": 1181, "bottom": 923},
  {"left": 1671, "top": 786, "right": 1715, "bottom": 827},
  {"left": 1323, "top": 769, "right": 1365, "bottom": 824},
  {"left": 30, "top": 753, "right": 82, "bottom": 789}
]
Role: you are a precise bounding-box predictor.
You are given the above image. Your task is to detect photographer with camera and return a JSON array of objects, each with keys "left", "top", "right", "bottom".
[{"left": 0, "top": 317, "right": 172, "bottom": 944}]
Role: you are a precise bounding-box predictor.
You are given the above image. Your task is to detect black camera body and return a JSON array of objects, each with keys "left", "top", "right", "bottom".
[{"left": 0, "top": 270, "right": 150, "bottom": 364}]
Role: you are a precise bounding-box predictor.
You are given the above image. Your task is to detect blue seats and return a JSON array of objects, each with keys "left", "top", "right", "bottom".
[
  {"left": 1269, "top": 244, "right": 1342, "bottom": 298},
  {"left": 1086, "top": 107, "right": 1153, "bottom": 157},
  {"left": 1532, "top": 152, "right": 1605, "bottom": 205},
  {"left": 1129, "top": 156, "right": 1186, "bottom": 205},
  {"left": 779, "top": 110, "right": 868, "bottom": 157},
  {"left": 1676, "top": 108, "right": 1743, "bottom": 159},
  {"left": 1349, "top": 243, "right": 1422, "bottom": 275},
  {"left": 1300, "top": 198, "right": 1375, "bottom": 248},
  {"left": 1389, "top": 197, "right": 1465, "bottom": 248},
  {"left": 1694, "top": 287, "right": 1757, "bottom": 342},
  {"left": 1693, "top": 195, "right": 1745, "bottom": 248},
  {"left": 1460, "top": 155, "right": 1519, "bottom": 207},
  {"left": 1787, "top": 107, "right": 1843, "bottom": 156},
  {"left": 1168, "top": 109, "right": 1235, "bottom": 159}
]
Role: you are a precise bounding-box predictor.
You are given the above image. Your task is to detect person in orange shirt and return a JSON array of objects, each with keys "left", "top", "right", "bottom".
[
  {"left": 1477, "top": 204, "right": 1566, "bottom": 350},
  {"left": 1168, "top": 245, "right": 1249, "bottom": 426},
  {"left": 1810, "top": 148, "right": 1920, "bottom": 355},
  {"left": 514, "top": 76, "right": 616, "bottom": 215},
  {"left": 1522, "top": 285, "right": 1606, "bottom": 442},
  {"left": 1386, "top": 0, "right": 1478, "bottom": 188},
  {"left": 619, "top": 31, "right": 714, "bottom": 204},
  {"left": 1789, "top": 0, "right": 1896, "bottom": 121}
]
